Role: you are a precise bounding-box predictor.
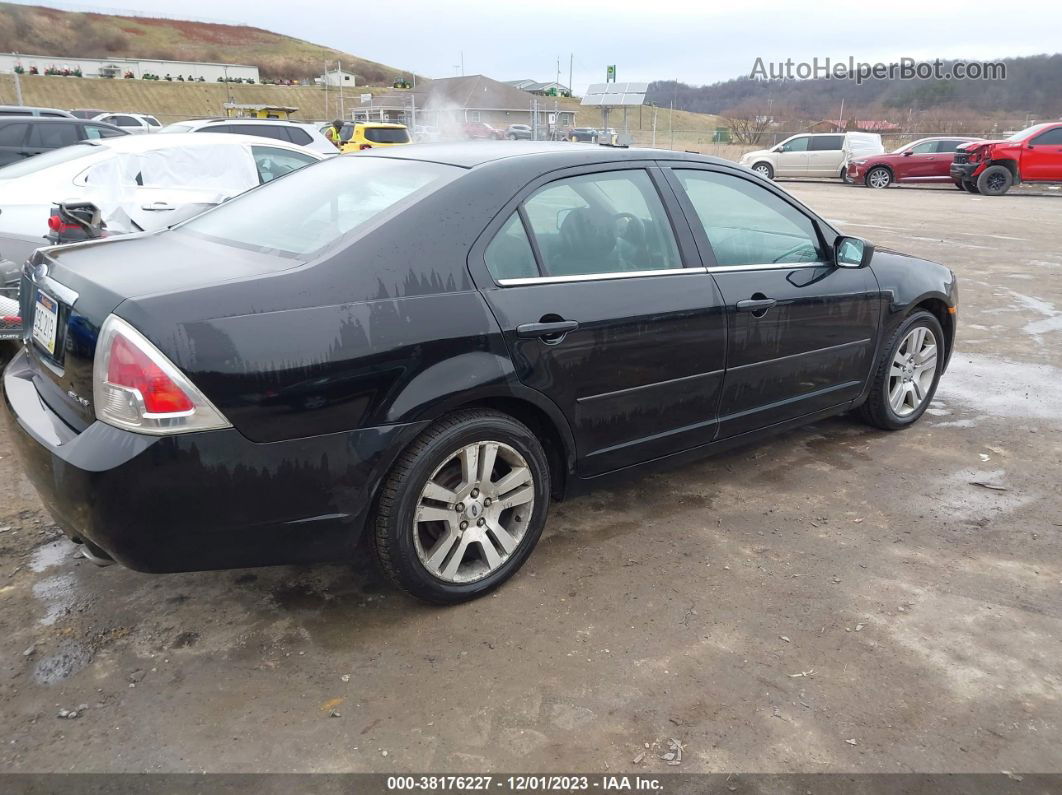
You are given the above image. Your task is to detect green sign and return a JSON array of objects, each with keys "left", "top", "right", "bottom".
[{"left": 606, "top": 65, "right": 616, "bottom": 82}]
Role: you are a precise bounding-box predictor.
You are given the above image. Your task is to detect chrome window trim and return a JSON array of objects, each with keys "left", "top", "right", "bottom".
[
  {"left": 706, "top": 261, "right": 828, "bottom": 274},
  {"left": 496, "top": 267, "right": 704, "bottom": 287}
]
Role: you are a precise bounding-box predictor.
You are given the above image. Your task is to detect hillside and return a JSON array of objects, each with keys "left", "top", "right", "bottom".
[
  {"left": 650, "top": 53, "right": 1062, "bottom": 118},
  {"left": 0, "top": 2, "right": 413, "bottom": 83}
]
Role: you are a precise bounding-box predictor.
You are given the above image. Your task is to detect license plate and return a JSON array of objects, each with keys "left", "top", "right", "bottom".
[{"left": 32, "top": 290, "right": 59, "bottom": 356}]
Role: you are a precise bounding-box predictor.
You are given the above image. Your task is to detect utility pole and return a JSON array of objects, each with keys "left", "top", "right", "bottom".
[
  {"left": 568, "top": 53, "right": 573, "bottom": 96},
  {"left": 323, "top": 60, "right": 329, "bottom": 119},
  {"left": 460, "top": 51, "right": 465, "bottom": 77},
  {"left": 669, "top": 100, "right": 674, "bottom": 150},
  {"left": 652, "top": 104, "right": 658, "bottom": 147},
  {"left": 13, "top": 54, "right": 23, "bottom": 105}
]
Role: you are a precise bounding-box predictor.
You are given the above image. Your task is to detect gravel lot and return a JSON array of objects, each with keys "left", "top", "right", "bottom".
[{"left": 0, "top": 182, "right": 1060, "bottom": 774}]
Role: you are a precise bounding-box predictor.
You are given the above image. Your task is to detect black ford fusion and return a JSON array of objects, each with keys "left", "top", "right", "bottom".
[{"left": 2, "top": 143, "right": 957, "bottom": 604}]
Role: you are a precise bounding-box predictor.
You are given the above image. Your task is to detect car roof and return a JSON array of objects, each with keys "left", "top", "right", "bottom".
[
  {"left": 360, "top": 140, "right": 731, "bottom": 169},
  {"left": 87, "top": 132, "right": 323, "bottom": 155},
  {"left": 357, "top": 122, "right": 406, "bottom": 129},
  {"left": 0, "top": 105, "right": 74, "bottom": 117}
]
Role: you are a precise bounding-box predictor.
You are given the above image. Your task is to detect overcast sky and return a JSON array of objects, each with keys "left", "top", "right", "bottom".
[{"left": 14, "top": 0, "right": 1062, "bottom": 89}]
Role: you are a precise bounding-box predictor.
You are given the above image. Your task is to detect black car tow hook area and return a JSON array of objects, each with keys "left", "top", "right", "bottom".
[{"left": 736, "top": 295, "right": 777, "bottom": 318}]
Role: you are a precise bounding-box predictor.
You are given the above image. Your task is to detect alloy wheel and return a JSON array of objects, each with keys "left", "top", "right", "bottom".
[
  {"left": 753, "top": 164, "right": 771, "bottom": 178},
  {"left": 888, "top": 326, "right": 937, "bottom": 417},
  {"left": 986, "top": 172, "right": 1007, "bottom": 192},
  {"left": 867, "top": 168, "right": 891, "bottom": 188},
  {"left": 413, "top": 441, "right": 535, "bottom": 583}
]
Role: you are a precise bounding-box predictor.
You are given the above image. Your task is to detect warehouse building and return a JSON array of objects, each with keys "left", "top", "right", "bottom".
[{"left": 0, "top": 52, "right": 259, "bottom": 83}]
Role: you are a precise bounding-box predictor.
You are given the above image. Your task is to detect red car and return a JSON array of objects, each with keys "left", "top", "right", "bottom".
[
  {"left": 846, "top": 137, "right": 982, "bottom": 188},
  {"left": 950, "top": 122, "right": 1062, "bottom": 195},
  {"left": 463, "top": 121, "right": 504, "bottom": 140}
]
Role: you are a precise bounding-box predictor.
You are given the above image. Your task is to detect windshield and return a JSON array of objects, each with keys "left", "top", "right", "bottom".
[
  {"left": 0, "top": 142, "right": 100, "bottom": 179},
  {"left": 1007, "top": 123, "right": 1052, "bottom": 141},
  {"left": 180, "top": 156, "right": 460, "bottom": 257}
]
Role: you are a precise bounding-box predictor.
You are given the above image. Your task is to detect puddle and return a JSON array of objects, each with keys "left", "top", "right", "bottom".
[
  {"left": 29, "top": 538, "right": 78, "bottom": 573},
  {"left": 938, "top": 353, "right": 1062, "bottom": 421},
  {"left": 32, "top": 573, "right": 78, "bottom": 626}
]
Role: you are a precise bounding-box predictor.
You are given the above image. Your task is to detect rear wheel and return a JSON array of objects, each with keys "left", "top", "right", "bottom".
[
  {"left": 977, "top": 164, "right": 1013, "bottom": 196},
  {"left": 372, "top": 410, "right": 551, "bottom": 604},
  {"left": 866, "top": 166, "right": 892, "bottom": 189},
  {"left": 858, "top": 311, "right": 944, "bottom": 431},
  {"left": 751, "top": 162, "right": 774, "bottom": 180}
]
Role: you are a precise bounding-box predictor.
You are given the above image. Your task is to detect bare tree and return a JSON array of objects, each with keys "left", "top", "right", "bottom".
[{"left": 720, "top": 99, "right": 788, "bottom": 144}]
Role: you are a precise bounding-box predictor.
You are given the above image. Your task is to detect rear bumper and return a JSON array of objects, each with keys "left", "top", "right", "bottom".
[{"left": 2, "top": 347, "right": 427, "bottom": 573}]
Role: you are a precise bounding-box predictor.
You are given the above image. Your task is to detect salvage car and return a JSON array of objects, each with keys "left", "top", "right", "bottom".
[
  {"left": 950, "top": 122, "right": 1062, "bottom": 195},
  {"left": 162, "top": 117, "right": 338, "bottom": 155},
  {"left": 1, "top": 142, "right": 957, "bottom": 604},
  {"left": 0, "top": 132, "right": 324, "bottom": 264},
  {"left": 846, "top": 137, "right": 982, "bottom": 188},
  {"left": 740, "top": 132, "right": 883, "bottom": 180}
]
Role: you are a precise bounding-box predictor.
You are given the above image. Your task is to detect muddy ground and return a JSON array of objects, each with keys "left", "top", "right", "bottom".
[{"left": 0, "top": 182, "right": 1060, "bottom": 774}]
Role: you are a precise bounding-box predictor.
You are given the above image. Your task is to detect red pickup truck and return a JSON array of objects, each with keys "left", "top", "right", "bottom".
[{"left": 951, "top": 122, "right": 1062, "bottom": 195}]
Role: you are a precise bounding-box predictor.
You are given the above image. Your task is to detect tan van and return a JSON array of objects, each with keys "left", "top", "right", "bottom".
[{"left": 739, "top": 132, "right": 884, "bottom": 180}]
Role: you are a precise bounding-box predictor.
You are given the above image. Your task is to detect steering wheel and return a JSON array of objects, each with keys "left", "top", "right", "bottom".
[{"left": 613, "top": 212, "right": 646, "bottom": 245}]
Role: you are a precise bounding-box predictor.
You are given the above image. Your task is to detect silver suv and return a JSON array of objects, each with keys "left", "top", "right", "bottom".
[{"left": 160, "top": 118, "right": 337, "bottom": 155}]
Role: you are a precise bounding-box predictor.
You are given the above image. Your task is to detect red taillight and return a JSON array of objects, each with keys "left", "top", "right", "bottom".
[
  {"left": 359, "top": 144, "right": 372, "bottom": 150},
  {"left": 106, "top": 334, "right": 194, "bottom": 413}
]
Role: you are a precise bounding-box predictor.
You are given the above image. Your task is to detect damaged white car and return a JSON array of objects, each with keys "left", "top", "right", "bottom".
[{"left": 0, "top": 133, "right": 324, "bottom": 268}]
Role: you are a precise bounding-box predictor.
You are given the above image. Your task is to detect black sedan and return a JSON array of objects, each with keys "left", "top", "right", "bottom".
[{"left": 1, "top": 143, "right": 957, "bottom": 604}]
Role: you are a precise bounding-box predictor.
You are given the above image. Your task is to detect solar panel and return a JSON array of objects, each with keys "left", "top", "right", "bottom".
[{"left": 581, "top": 81, "right": 647, "bottom": 106}]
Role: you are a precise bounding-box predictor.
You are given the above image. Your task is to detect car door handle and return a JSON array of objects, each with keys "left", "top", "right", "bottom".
[
  {"left": 141, "top": 201, "right": 176, "bottom": 211},
  {"left": 516, "top": 320, "right": 579, "bottom": 339},
  {"left": 736, "top": 298, "right": 777, "bottom": 312}
]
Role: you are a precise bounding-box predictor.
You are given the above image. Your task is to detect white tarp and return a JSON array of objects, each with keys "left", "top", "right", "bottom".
[{"left": 83, "top": 144, "right": 259, "bottom": 233}]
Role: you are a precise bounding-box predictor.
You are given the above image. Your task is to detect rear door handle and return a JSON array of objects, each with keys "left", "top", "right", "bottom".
[
  {"left": 141, "top": 201, "right": 176, "bottom": 211},
  {"left": 736, "top": 298, "right": 777, "bottom": 312},
  {"left": 516, "top": 320, "right": 579, "bottom": 339}
]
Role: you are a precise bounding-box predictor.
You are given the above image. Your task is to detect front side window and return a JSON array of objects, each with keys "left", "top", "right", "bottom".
[
  {"left": 1031, "top": 128, "right": 1062, "bottom": 146},
  {"left": 251, "top": 145, "right": 317, "bottom": 183},
  {"left": 83, "top": 124, "right": 124, "bottom": 139},
  {"left": 780, "top": 136, "right": 810, "bottom": 153},
  {"left": 676, "top": 170, "right": 823, "bottom": 267},
  {"left": 181, "top": 157, "right": 459, "bottom": 257},
  {"left": 0, "top": 122, "right": 29, "bottom": 147},
  {"left": 909, "top": 140, "right": 938, "bottom": 154},
  {"left": 520, "top": 170, "right": 680, "bottom": 277},
  {"left": 809, "top": 135, "right": 843, "bottom": 151}
]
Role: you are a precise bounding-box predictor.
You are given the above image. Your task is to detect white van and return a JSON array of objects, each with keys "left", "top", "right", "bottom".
[{"left": 739, "top": 132, "right": 884, "bottom": 180}]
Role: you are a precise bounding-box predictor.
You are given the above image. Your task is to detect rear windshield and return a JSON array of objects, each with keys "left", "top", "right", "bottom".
[
  {"left": 364, "top": 127, "right": 411, "bottom": 144},
  {"left": 180, "top": 156, "right": 459, "bottom": 257},
  {"left": 0, "top": 142, "right": 99, "bottom": 179}
]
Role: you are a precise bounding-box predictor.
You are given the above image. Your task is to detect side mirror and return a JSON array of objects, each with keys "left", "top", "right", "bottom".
[
  {"left": 835, "top": 235, "right": 873, "bottom": 268},
  {"left": 902, "top": 150, "right": 913, "bottom": 156},
  {"left": 771, "top": 145, "right": 783, "bottom": 153}
]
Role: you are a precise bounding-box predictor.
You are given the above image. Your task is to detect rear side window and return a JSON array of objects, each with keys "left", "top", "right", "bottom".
[
  {"left": 908, "top": 140, "right": 938, "bottom": 154},
  {"left": 809, "top": 135, "right": 843, "bottom": 151},
  {"left": 240, "top": 124, "right": 290, "bottom": 142},
  {"left": 520, "top": 170, "right": 680, "bottom": 277},
  {"left": 1032, "top": 128, "right": 1062, "bottom": 145},
  {"left": 485, "top": 213, "right": 538, "bottom": 281},
  {"left": 28, "top": 123, "right": 80, "bottom": 149},
  {"left": 200, "top": 125, "right": 235, "bottom": 134},
  {"left": 935, "top": 140, "right": 965, "bottom": 153},
  {"left": 287, "top": 128, "right": 313, "bottom": 146},
  {"left": 364, "top": 127, "right": 411, "bottom": 144},
  {"left": 83, "top": 124, "right": 125, "bottom": 139},
  {"left": 110, "top": 115, "right": 138, "bottom": 126},
  {"left": 676, "top": 169, "right": 823, "bottom": 267},
  {"left": 145, "top": 116, "right": 161, "bottom": 127},
  {"left": 0, "top": 122, "right": 29, "bottom": 146},
  {"left": 181, "top": 157, "right": 459, "bottom": 257}
]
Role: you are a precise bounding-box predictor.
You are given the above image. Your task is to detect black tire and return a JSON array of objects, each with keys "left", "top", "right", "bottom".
[
  {"left": 858, "top": 311, "right": 945, "bottom": 431},
  {"left": 751, "top": 162, "right": 774, "bottom": 180},
  {"left": 954, "top": 180, "right": 966, "bottom": 191},
  {"left": 963, "top": 180, "right": 980, "bottom": 194},
  {"left": 507, "top": 134, "right": 517, "bottom": 140},
  {"left": 977, "top": 164, "right": 1013, "bottom": 196},
  {"left": 865, "top": 166, "right": 892, "bottom": 189},
  {"left": 372, "top": 409, "right": 551, "bottom": 604}
]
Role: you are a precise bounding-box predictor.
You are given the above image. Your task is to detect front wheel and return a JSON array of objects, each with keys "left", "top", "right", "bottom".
[
  {"left": 963, "top": 180, "right": 980, "bottom": 194},
  {"left": 977, "top": 164, "right": 1013, "bottom": 196},
  {"left": 954, "top": 180, "right": 966, "bottom": 191},
  {"left": 858, "top": 311, "right": 944, "bottom": 431},
  {"left": 372, "top": 410, "right": 551, "bottom": 604},
  {"left": 751, "top": 162, "right": 774, "bottom": 180},
  {"left": 866, "top": 166, "right": 892, "bottom": 189}
]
